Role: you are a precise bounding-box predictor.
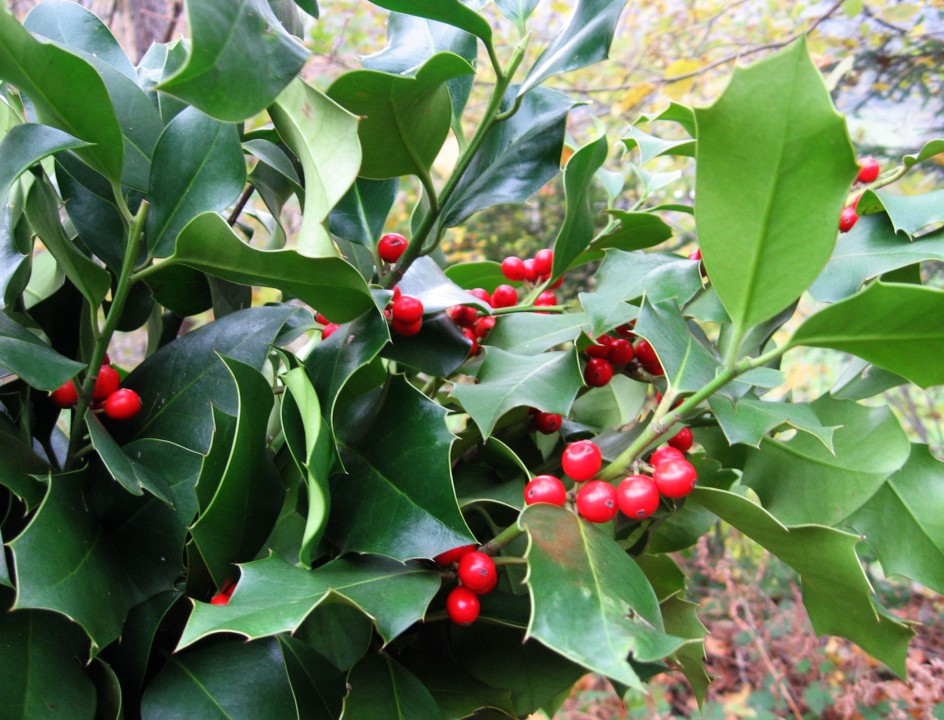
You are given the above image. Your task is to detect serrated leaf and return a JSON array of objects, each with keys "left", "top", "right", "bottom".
[
  {"left": 486, "top": 312, "right": 589, "bottom": 355},
  {"left": 270, "top": 78, "right": 362, "bottom": 256},
  {"left": 0, "top": 309, "right": 83, "bottom": 391},
  {"left": 570, "top": 375, "right": 648, "bottom": 431},
  {"left": 367, "top": 0, "right": 492, "bottom": 43},
  {"left": 451, "top": 347, "right": 582, "bottom": 438},
  {"left": 155, "top": 0, "right": 307, "bottom": 121},
  {"left": 867, "top": 187, "right": 944, "bottom": 238},
  {"left": 848, "top": 444, "right": 944, "bottom": 594},
  {"left": 0, "top": 6, "right": 123, "bottom": 180},
  {"left": 708, "top": 395, "right": 838, "bottom": 450},
  {"left": 791, "top": 282, "right": 944, "bottom": 388},
  {"left": 141, "top": 638, "right": 297, "bottom": 720},
  {"left": 296, "top": 603, "right": 373, "bottom": 672},
  {"left": 622, "top": 126, "right": 695, "bottom": 164},
  {"left": 518, "top": 0, "right": 629, "bottom": 96},
  {"left": 397, "top": 256, "right": 490, "bottom": 314},
  {"left": 278, "top": 635, "right": 346, "bottom": 720},
  {"left": 520, "top": 504, "right": 684, "bottom": 689},
  {"left": 692, "top": 486, "right": 912, "bottom": 675},
  {"left": 695, "top": 39, "right": 857, "bottom": 334},
  {"left": 402, "top": 650, "right": 518, "bottom": 720},
  {"left": 342, "top": 654, "right": 442, "bottom": 720},
  {"left": 634, "top": 297, "right": 719, "bottom": 393},
  {"left": 660, "top": 596, "right": 710, "bottom": 704},
  {"left": 147, "top": 107, "right": 245, "bottom": 258},
  {"left": 327, "top": 53, "right": 473, "bottom": 180},
  {"left": 741, "top": 396, "right": 909, "bottom": 527},
  {"left": 441, "top": 87, "right": 573, "bottom": 228},
  {"left": 178, "top": 553, "right": 440, "bottom": 649},
  {"left": 903, "top": 138, "right": 944, "bottom": 168},
  {"left": 167, "top": 212, "right": 374, "bottom": 322},
  {"left": 592, "top": 211, "right": 674, "bottom": 253},
  {"left": 381, "top": 311, "right": 472, "bottom": 376},
  {"left": 86, "top": 414, "right": 174, "bottom": 504},
  {"left": 333, "top": 375, "right": 474, "bottom": 559}
]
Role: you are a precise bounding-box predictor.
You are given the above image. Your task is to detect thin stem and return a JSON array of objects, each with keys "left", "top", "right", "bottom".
[
  {"left": 228, "top": 184, "right": 255, "bottom": 227},
  {"left": 491, "top": 556, "right": 526, "bottom": 566},
  {"left": 479, "top": 522, "right": 525, "bottom": 556},
  {"left": 847, "top": 162, "right": 910, "bottom": 207},
  {"left": 491, "top": 303, "right": 568, "bottom": 315}
]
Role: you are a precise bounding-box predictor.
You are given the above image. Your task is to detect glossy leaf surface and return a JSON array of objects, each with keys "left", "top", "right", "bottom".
[
  {"left": 0, "top": 309, "right": 83, "bottom": 391},
  {"left": 708, "top": 395, "right": 837, "bottom": 450},
  {"left": 634, "top": 297, "right": 719, "bottom": 393},
  {"left": 342, "top": 654, "right": 442, "bottom": 720},
  {"left": 367, "top": 0, "right": 492, "bottom": 43}
]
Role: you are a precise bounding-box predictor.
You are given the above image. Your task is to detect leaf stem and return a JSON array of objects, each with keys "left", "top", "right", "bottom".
[{"left": 480, "top": 521, "right": 525, "bottom": 556}]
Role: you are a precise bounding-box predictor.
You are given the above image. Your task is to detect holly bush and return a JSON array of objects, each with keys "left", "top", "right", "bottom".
[{"left": 1, "top": 0, "right": 943, "bottom": 718}]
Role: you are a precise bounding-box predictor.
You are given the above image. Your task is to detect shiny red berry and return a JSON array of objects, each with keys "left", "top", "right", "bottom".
[
  {"left": 576, "top": 481, "right": 619, "bottom": 523},
  {"left": 322, "top": 322, "right": 341, "bottom": 339},
  {"left": 585, "top": 335, "right": 612, "bottom": 359},
  {"left": 209, "top": 592, "right": 230, "bottom": 606},
  {"left": 533, "top": 249, "right": 554, "bottom": 276},
  {"left": 584, "top": 357, "right": 614, "bottom": 387},
  {"left": 501, "top": 256, "right": 526, "bottom": 282},
  {"left": 608, "top": 338, "right": 634, "bottom": 365},
  {"left": 491, "top": 284, "right": 518, "bottom": 308},
  {"left": 667, "top": 427, "right": 693, "bottom": 452},
  {"left": 524, "top": 475, "right": 567, "bottom": 506},
  {"left": 857, "top": 157, "right": 880, "bottom": 183},
  {"left": 653, "top": 458, "right": 697, "bottom": 498},
  {"left": 468, "top": 287, "right": 492, "bottom": 307},
  {"left": 448, "top": 305, "right": 478, "bottom": 328},
  {"left": 462, "top": 328, "right": 479, "bottom": 355},
  {"left": 457, "top": 551, "right": 497, "bottom": 595},
  {"left": 473, "top": 316, "right": 495, "bottom": 339},
  {"left": 534, "top": 290, "right": 556, "bottom": 307},
  {"left": 392, "top": 317, "right": 422, "bottom": 336},
  {"left": 434, "top": 544, "right": 477, "bottom": 566},
  {"left": 50, "top": 380, "right": 78, "bottom": 408},
  {"left": 635, "top": 340, "right": 663, "bottom": 376},
  {"left": 446, "top": 586, "right": 480, "bottom": 625},
  {"left": 392, "top": 295, "right": 424, "bottom": 324},
  {"left": 549, "top": 275, "right": 564, "bottom": 290},
  {"left": 532, "top": 411, "right": 562, "bottom": 434},
  {"left": 378, "top": 233, "right": 408, "bottom": 263},
  {"left": 839, "top": 206, "right": 858, "bottom": 233},
  {"left": 103, "top": 388, "right": 142, "bottom": 421},
  {"left": 617, "top": 475, "right": 660, "bottom": 519},
  {"left": 650, "top": 445, "right": 685, "bottom": 467},
  {"left": 92, "top": 365, "right": 121, "bottom": 401},
  {"left": 522, "top": 258, "right": 538, "bottom": 282},
  {"left": 561, "top": 440, "right": 602, "bottom": 482},
  {"left": 614, "top": 322, "right": 635, "bottom": 340}
]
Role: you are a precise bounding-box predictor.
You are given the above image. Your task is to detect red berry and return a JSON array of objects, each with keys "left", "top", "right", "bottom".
[
  {"left": 446, "top": 586, "right": 480, "bottom": 625},
  {"left": 392, "top": 295, "right": 424, "bottom": 324},
  {"left": 617, "top": 475, "right": 660, "bottom": 519},
  {"left": 635, "top": 340, "right": 663, "bottom": 376},
  {"left": 576, "top": 481, "right": 619, "bottom": 523},
  {"left": 584, "top": 357, "right": 614, "bottom": 387},
  {"left": 534, "top": 290, "right": 557, "bottom": 307},
  {"left": 103, "top": 388, "right": 142, "bottom": 421},
  {"left": 532, "top": 411, "right": 562, "bottom": 434},
  {"left": 585, "top": 335, "right": 612, "bottom": 359},
  {"left": 392, "top": 317, "right": 422, "bottom": 336},
  {"left": 650, "top": 445, "right": 685, "bottom": 467},
  {"left": 533, "top": 249, "right": 554, "bottom": 276},
  {"left": 561, "top": 440, "right": 603, "bottom": 482},
  {"left": 392, "top": 285, "right": 402, "bottom": 302},
  {"left": 322, "top": 322, "right": 341, "bottom": 339},
  {"left": 448, "top": 305, "right": 478, "bottom": 328},
  {"left": 614, "top": 322, "right": 635, "bottom": 340},
  {"left": 522, "top": 258, "right": 538, "bottom": 282},
  {"left": 209, "top": 592, "right": 230, "bottom": 606},
  {"left": 839, "top": 206, "right": 858, "bottom": 233},
  {"left": 491, "top": 284, "right": 518, "bottom": 308},
  {"left": 93, "top": 364, "right": 121, "bottom": 401},
  {"left": 434, "top": 544, "right": 477, "bottom": 566},
  {"left": 857, "top": 157, "right": 880, "bottom": 184},
  {"left": 473, "top": 316, "right": 495, "bottom": 339},
  {"left": 50, "top": 380, "right": 78, "bottom": 408},
  {"left": 608, "top": 338, "right": 635, "bottom": 366},
  {"left": 315, "top": 312, "right": 330, "bottom": 325},
  {"left": 462, "top": 328, "right": 479, "bottom": 355},
  {"left": 688, "top": 248, "right": 702, "bottom": 261},
  {"left": 667, "top": 427, "right": 693, "bottom": 452},
  {"left": 524, "top": 475, "right": 567, "bottom": 506},
  {"left": 501, "top": 256, "right": 526, "bottom": 282},
  {"left": 653, "top": 458, "right": 697, "bottom": 498},
  {"left": 378, "top": 233, "right": 408, "bottom": 263},
  {"left": 457, "top": 551, "right": 497, "bottom": 595},
  {"left": 468, "top": 287, "right": 492, "bottom": 307},
  {"left": 549, "top": 275, "right": 564, "bottom": 290}
]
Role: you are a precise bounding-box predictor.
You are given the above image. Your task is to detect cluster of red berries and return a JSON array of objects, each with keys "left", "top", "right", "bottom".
[
  {"left": 500, "top": 248, "right": 559, "bottom": 286},
  {"left": 433, "top": 544, "right": 497, "bottom": 626},
  {"left": 446, "top": 287, "right": 508, "bottom": 356},
  {"left": 840, "top": 157, "right": 881, "bottom": 234},
  {"left": 209, "top": 577, "right": 237, "bottom": 606},
  {"left": 581, "top": 324, "right": 663, "bottom": 388},
  {"left": 318, "top": 287, "right": 426, "bottom": 340},
  {"left": 49, "top": 355, "right": 142, "bottom": 421},
  {"left": 523, "top": 428, "right": 697, "bottom": 524}
]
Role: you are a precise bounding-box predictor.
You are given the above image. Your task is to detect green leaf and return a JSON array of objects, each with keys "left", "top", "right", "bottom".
[
  {"left": 741, "top": 396, "right": 910, "bottom": 527},
  {"left": 328, "top": 53, "right": 472, "bottom": 181},
  {"left": 633, "top": 297, "right": 719, "bottom": 393},
  {"left": 341, "top": 654, "right": 442, "bottom": 720},
  {"left": 660, "top": 596, "right": 710, "bottom": 704},
  {"left": 366, "top": 0, "right": 492, "bottom": 44},
  {"left": 450, "top": 347, "right": 582, "bottom": 438},
  {"left": 9, "top": 470, "right": 136, "bottom": 651},
  {"left": 24, "top": 178, "right": 110, "bottom": 308},
  {"left": 520, "top": 504, "right": 684, "bottom": 689},
  {"left": 444, "top": 260, "right": 506, "bottom": 293},
  {"left": 486, "top": 312, "right": 589, "bottom": 355},
  {"left": 123, "top": 305, "right": 305, "bottom": 452},
  {"left": 147, "top": 107, "right": 245, "bottom": 258},
  {"left": 708, "top": 395, "right": 838, "bottom": 450},
  {"left": 328, "top": 177, "right": 399, "bottom": 248},
  {"left": 791, "top": 282, "right": 944, "bottom": 388},
  {"left": 270, "top": 78, "right": 362, "bottom": 256},
  {"left": 141, "top": 638, "right": 297, "bottom": 720},
  {"left": 86, "top": 414, "right": 173, "bottom": 504},
  {"left": 867, "top": 187, "right": 944, "bottom": 238},
  {"left": 518, "top": 0, "right": 629, "bottom": 96},
  {"left": 592, "top": 211, "right": 674, "bottom": 253},
  {"left": 903, "top": 138, "right": 944, "bottom": 168},
  {"left": 277, "top": 635, "right": 346, "bottom": 720},
  {"left": 167, "top": 212, "right": 374, "bottom": 322},
  {"left": 441, "top": 87, "right": 573, "bottom": 228},
  {"left": 397, "top": 256, "right": 490, "bottom": 314},
  {"left": 155, "top": 0, "right": 307, "bottom": 121},
  {"left": 0, "top": 309, "right": 83, "bottom": 391},
  {"left": 622, "top": 126, "right": 695, "bottom": 164},
  {"left": 296, "top": 603, "right": 373, "bottom": 671},
  {"left": 830, "top": 356, "right": 907, "bottom": 401},
  {"left": 178, "top": 553, "right": 440, "bottom": 648},
  {"left": 848, "top": 444, "right": 944, "bottom": 594},
  {"left": 0, "top": 528, "right": 9, "bottom": 588},
  {"left": 333, "top": 375, "right": 474, "bottom": 559},
  {"left": 692, "top": 486, "right": 912, "bottom": 675},
  {"left": 382, "top": 312, "right": 473, "bottom": 377},
  {"left": 0, "top": 6, "right": 123, "bottom": 180},
  {"left": 552, "top": 130, "right": 608, "bottom": 277},
  {"left": 570, "top": 375, "right": 648, "bottom": 432},
  {"left": 694, "top": 39, "right": 857, "bottom": 333},
  {"left": 496, "top": 0, "right": 541, "bottom": 25},
  {"left": 0, "top": 606, "right": 96, "bottom": 719},
  {"left": 189, "top": 357, "right": 282, "bottom": 587},
  {"left": 0, "top": 424, "right": 47, "bottom": 509},
  {"left": 401, "top": 650, "right": 518, "bottom": 720}
]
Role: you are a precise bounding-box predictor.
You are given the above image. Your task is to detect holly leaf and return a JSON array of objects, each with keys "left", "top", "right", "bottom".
[
  {"left": 450, "top": 347, "right": 582, "bottom": 438},
  {"left": 570, "top": 375, "right": 648, "bottom": 432},
  {"left": 278, "top": 635, "right": 346, "bottom": 720},
  {"left": 865, "top": 187, "right": 944, "bottom": 238},
  {"left": 592, "top": 211, "right": 674, "bottom": 253},
  {"left": 156, "top": 0, "right": 308, "bottom": 121},
  {"left": 332, "top": 375, "right": 474, "bottom": 559},
  {"left": 622, "top": 126, "right": 695, "bottom": 164},
  {"left": 520, "top": 504, "right": 685, "bottom": 689},
  {"left": 0, "top": 425, "right": 47, "bottom": 509},
  {"left": 0, "top": 309, "right": 83, "bottom": 391},
  {"left": 695, "top": 39, "right": 857, "bottom": 333},
  {"left": 342, "top": 654, "right": 442, "bottom": 720},
  {"left": 485, "top": 311, "right": 590, "bottom": 355},
  {"left": 177, "top": 553, "right": 440, "bottom": 648},
  {"left": 693, "top": 486, "right": 913, "bottom": 675},
  {"left": 328, "top": 177, "right": 399, "bottom": 248},
  {"left": 708, "top": 395, "right": 838, "bottom": 450},
  {"left": 366, "top": 0, "right": 492, "bottom": 44},
  {"left": 86, "top": 414, "right": 174, "bottom": 504},
  {"left": 382, "top": 311, "right": 473, "bottom": 377},
  {"left": 791, "top": 282, "right": 944, "bottom": 388},
  {"left": 397, "top": 256, "right": 491, "bottom": 314}
]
